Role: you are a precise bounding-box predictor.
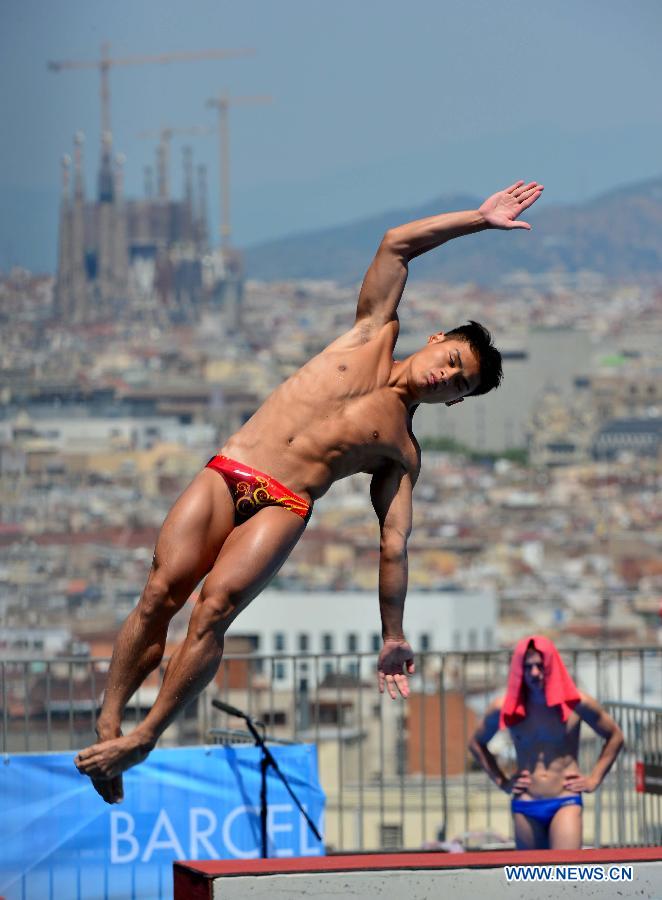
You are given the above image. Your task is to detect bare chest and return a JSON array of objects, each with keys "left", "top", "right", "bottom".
[
  {"left": 233, "top": 327, "right": 420, "bottom": 488},
  {"left": 325, "top": 394, "right": 416, "bottom": 468},
  {"left": 267, "top": 345, "right": 415, "bottom": 460},
  {"left": 511, "top": 711, "right": 580, "bottom": 759}
]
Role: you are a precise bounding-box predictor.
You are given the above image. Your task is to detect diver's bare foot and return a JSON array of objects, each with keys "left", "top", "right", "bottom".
[
  {"left": 87, "top": 722, "right": 125, "bottom": 804},
  {"left": 75, "top": 730, "right": 154, "bottom": 803}
]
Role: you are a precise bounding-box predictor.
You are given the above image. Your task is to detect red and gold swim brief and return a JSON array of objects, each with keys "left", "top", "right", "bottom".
[{"left": 206, "top": 454, "right": 311, "bottom": 521}]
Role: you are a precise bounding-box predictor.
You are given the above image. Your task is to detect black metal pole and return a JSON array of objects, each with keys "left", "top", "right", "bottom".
[
  {"left": 212, "top": 699, "right": 322, "bottom": 854},
  {"left": 260, "top": 749, "right": 269, "bottom": 858}
]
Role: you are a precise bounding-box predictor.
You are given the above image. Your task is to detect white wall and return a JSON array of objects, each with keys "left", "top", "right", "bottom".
[
  {"left": 210, "top": 863, "right": 662, "bottom": 900},
  {"left": 229, "top": 589, "right": 496, "bottom": 685},
  {"left": 0, "top": 626, "right": 71, "bottom": 658},
  {"left": 13, "top": 416, "right": 215, "bottom": 452}
]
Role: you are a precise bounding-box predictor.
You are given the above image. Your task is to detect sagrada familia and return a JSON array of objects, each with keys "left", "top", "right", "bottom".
[{"left": 54, "top": 130, "right": 242, "bottom": 326}]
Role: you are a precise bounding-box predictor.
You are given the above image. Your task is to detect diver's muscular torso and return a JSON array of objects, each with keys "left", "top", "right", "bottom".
[
  {"left": 510, "top": 704, "right": 582, "bottom": 799},
  {"left": 221, "top": 320, "right": 419, "bottom": 498}
]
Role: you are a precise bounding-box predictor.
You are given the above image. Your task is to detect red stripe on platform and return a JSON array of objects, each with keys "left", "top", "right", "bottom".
[{"left": 174, "top": 845, "right": 662, "bottom": 882}]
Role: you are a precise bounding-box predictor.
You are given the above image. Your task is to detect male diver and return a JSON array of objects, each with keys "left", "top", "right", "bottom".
[{"left": 76, "top": 180, "right": 543, "bottom": 803}]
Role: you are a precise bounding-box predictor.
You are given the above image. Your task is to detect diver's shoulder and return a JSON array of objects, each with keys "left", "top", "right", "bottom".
[{"left": 324, "top": 318, "right": 398, "bottom": 352}]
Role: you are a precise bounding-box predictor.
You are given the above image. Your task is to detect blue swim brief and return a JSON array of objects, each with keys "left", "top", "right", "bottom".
[{"left": 511, "top": 794, "right": 583, "bottom": 826}]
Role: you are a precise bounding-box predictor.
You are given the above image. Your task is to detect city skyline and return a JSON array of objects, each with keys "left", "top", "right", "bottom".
[{"left": 2, "top": 0, "right": 662, "bottom": 271}]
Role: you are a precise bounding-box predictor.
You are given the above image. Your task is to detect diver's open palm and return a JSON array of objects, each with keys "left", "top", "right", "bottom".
[{"left": 479, "top": 181, "right": 544, "bottom": 230}]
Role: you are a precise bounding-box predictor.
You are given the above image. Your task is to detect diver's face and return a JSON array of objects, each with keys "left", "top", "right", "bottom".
[
  {"left": 523, "top": 649, "right": 545, "bottom": 694},
  {"left": 414, "top": 334, "right": 481, "bottom": 406}
]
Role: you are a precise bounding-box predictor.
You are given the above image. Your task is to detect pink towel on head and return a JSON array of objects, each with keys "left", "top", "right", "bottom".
[{"left": 500, "top": 634, "right": 581, "bottom": 729}]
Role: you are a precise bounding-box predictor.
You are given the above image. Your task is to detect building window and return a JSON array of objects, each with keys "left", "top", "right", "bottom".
[
  {"left": 468, "top": 628, "right": 478, "bottom": 650},
  {"left": 347, "top": 632, "right": 358, "bottom": 652},
  {"left": 298, "top": 633, "right": 309, "bottom": 652},
  {"left": 420, "top": 633, "right": 431, "bottom": 652},
  {"left": 380, "top": 824, "right": 403, "bottom": 850},
  {"left": 322, "top": 633, "right": 334, "bottom": 653},
  {"left": 452, "top": 630, "right": 461, "bottom": 651},
  {"left": 323, "top": 662, "right": 334, "bottom": 680},
  {"left": 262, "top": 711, "right": 287, "bottom": 726},
  {"left": 319, "top": 704, "right": 343, "bottom": 726},
  {"left": 483, "top": 627, "right": 493, "bottom": 649},
  {"left": 274, "top": 632, "right": 286, "bottom": 653},
  {"left": 371, "top": 633, "right": 381, "bottom": 652},
  {"left": 346, "top": 661, "right": 360, "bottom": 678},
  {"left": 274, "top": 662, "right": 286, "bottom": 681}
]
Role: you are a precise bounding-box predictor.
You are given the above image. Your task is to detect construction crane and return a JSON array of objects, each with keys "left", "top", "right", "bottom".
[
  {"left": 206, "top": 93, "right": 271, "bottom": 250},
  {"left": 137, "top": 125, "right": 213, "bottom": 201},
  {"left": 48, "top": 42, "right": 255, "bottom": 137}
]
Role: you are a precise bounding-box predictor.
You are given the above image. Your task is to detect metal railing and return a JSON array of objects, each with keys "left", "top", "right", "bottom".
[
  {"left": 602, "top": 701, "right": 662, "bottom": 847},
  {"left": 2, "top": 646, "right": 661, "bottom": 851}
]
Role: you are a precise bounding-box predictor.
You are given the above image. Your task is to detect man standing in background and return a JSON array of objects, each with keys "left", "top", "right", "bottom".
[{"left": 469, "top": 635, "right": 624, "bottom": 849}]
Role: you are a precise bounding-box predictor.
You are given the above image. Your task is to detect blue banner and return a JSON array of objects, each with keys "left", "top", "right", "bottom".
[{"left": 0, "top": 744, "right": 325, "bottom": 900}]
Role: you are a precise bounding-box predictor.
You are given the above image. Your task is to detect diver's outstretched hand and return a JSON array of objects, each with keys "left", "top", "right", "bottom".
[
  {"left": 378, "top": 639, "right": 415, "bottom": 699},
  {"left": 479, "top": 181, "right": 544, "bottom": 230}
]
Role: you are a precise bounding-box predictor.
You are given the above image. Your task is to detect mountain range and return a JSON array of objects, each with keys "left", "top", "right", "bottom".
[{"left": 244, "top": 176, "right": 662, "bottom": 284}]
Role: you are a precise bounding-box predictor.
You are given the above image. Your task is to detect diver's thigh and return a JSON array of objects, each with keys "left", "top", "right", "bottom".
[
  {"left": 153, "top": 468, "right": 236, "bottom": 588},
  {"left": 201, "top": 505, "right": 308, "bottom": 614}
]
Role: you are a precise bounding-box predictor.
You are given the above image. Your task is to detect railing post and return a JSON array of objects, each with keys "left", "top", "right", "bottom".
[
  {"left": 357, "top": 651, "right": 364, "bottom": 851},
  {"left": 594, "top": 764, "right": 602, "bottom": 847},
  {"left": 1, "top": 662, "right": 7, "bottom": 755},
  {"left": 439, "top": 653, "right": 448, "bottom": 843}
]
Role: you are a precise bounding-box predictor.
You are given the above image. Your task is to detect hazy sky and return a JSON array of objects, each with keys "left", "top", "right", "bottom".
[{"left": 2, "top": 0, "right": 661, "bottom": 271}]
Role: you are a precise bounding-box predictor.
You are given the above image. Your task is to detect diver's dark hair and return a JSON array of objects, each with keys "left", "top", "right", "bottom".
[{"left": 445, "top": 320, "right": 503, "bottom": 397}]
